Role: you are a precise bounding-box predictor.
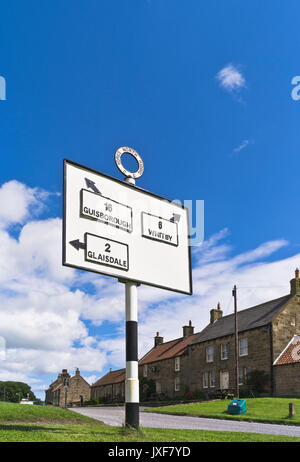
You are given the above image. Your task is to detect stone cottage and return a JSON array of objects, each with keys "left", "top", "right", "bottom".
[
  {"left": 91, "top": 270, "right": 300, "bottom": 400},
  {"left": 273, "top": 335, "right": 300, "bottom": 396},
  {"left": 45, "top": 368, "right": 91, "bottom": 407},
  {"left": 92, "top": 368, "right": 125, "bottom": 401}
]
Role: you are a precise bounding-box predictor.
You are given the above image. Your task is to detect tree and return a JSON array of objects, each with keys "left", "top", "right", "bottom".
[{"left": 0, "top": 381, "right": 37, "bottom": 403}]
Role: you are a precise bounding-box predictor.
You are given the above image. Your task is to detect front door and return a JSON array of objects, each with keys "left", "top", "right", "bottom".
[{"left": 220, "top": 371, "right": 229, "bottom": 390}]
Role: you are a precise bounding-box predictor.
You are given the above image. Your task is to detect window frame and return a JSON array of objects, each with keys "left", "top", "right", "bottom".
[
  {"left": 238, "top": 367, "right": 243, "bottom": 385},
  {"left": 206, "top": 346, "right": 214, "bottom": 363},
  {"left": 203, "top": 371, "right": 209, "bottom": 388},
  {"left": 210, "top": 371, "right": 216, "bottom": 388},
  {"left": 174, "top": 377, "right": 180, "bottom": 392},
  {"left": 239, "top": 338, "right": 248, "bottom": 357},
  {"left": 143, "top": 365, "right": 148, "bottom": 378},
  {"left": 175, "top": 357, "right": 180, "bottom": 372},
  {"left": 221, "top": 343, "right": 228, "bottom": 360}
]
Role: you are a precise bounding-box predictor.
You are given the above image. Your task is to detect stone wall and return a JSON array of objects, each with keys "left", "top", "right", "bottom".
[
  {"left": 274, "top": 364, "right": 300, "bottom": 396},
  {"left": 188, "top": 326, "right": 272, "bottom": 393},
  {"left": 138, "top": 352, "right": 191, "bottom": 399}
]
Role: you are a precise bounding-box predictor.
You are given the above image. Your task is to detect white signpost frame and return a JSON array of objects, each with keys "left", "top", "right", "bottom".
[
  {"left": 63, "top": 160, "right": 192, "bottom": 295},
  {"left": 63, "top": 152, "right": 193, "bottom": 428}
]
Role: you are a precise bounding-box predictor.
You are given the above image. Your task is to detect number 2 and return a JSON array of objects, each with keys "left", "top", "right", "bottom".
[{"left": 105, "top": 243, "right": 111, "bottom": 252}]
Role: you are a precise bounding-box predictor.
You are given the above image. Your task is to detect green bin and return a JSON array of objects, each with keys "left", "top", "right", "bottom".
[{"left": 227, "top": 399, "right": 247, "bottom": 415}]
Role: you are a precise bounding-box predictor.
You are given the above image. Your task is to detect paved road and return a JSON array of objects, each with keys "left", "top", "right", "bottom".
[{"left": 70, "top": 406, "right": 300, "bottom": 437}]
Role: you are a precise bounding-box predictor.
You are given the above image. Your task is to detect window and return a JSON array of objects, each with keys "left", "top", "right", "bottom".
[
  {"left": 239, "top": 338, "right": 248, "bottom": 356},
  {"left": 175, "top": 377, "right": 180, "bottom": 392},
  {"left": 203, "top": 372, "right": 209, "bottom": 388},
  {"left": 210, "top": 371, "right": 216, "bottom": 388},
  {"left": 291, "top": 317, "right": 296, "bottom": 327},
  {"left": 221, "top": 343, "right": 228, "bottom": 360},
  {"left": 245, "top": 367, "right": 251, "bottom": 383},
  {"left": 238, "top": 367, "right": 243, "bottom": 385},
  {"left": 175, "top": 357, "right": 180, "bottom": 371},
  {"left": 143, "top": 365, "right": 148, "bottom": 377},
  {"left": 206, "top": 346, "right": 214, "bottom": 362}
]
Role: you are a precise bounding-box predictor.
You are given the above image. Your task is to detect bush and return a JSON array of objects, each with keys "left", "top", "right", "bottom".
[{"left": 246, "top": 370, "right": 269, "bottom": 395}]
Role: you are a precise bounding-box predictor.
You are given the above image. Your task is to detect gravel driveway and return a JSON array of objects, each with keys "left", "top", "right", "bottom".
[{"left": 70, "top": 406, "right": 300, "bottom": 437}]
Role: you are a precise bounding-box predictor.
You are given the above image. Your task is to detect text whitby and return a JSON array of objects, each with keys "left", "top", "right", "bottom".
[{"left": 147, "top": 228, "right": 173, "bottom": 242}]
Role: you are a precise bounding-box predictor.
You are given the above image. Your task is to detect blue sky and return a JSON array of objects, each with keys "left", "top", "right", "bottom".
[{"left": 0, "top": 1, "right": 300, "bottom": 399}]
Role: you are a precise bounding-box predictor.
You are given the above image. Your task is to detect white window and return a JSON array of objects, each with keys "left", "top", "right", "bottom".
[
  {"left": 238, "top": 367, "right": 243, "bottom": 385},
  {"left": 175, "top": 377, "right": 180, "bottom": 392},
  {"left": 291, "top": 317, "right": 296, "bottom": 327},
  {"left": 206, "top": 346, "right": 214, "bottom": 363},
  {"left": 175, "top": 357, "right": 180, "bottom": 371},
  {"left": 210, "top": 371, "right": 216, "bottom": 388},
  {"left": 203, "top": 372, "right": 209, "bottom": 388},
  {"left": 221, "top": 343, "right": 228, "bottom": 360},
  {"left": 239, "top": 338, "right": 248, "bottom": 356},
  {"left": 143, "top": 365, "right": 148, "bottom": 377}
]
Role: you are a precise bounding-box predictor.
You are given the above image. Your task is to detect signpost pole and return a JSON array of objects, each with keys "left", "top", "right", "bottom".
[
  {"left": 125, "top": 280, "right": 139, "bottom": 428},
  {"left": 123, "top": 174, "right": 139, "bottom": 428}
]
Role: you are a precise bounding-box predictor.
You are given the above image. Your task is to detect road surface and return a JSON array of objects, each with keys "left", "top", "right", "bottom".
[{"left": 70, "top": 406, "right": 300, "bottom": 437}]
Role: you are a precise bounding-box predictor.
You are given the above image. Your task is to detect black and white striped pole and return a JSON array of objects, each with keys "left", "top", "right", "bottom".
[
  {"left": 115, "top": 147, "right": 144, "bottom": 429},
  {"left": 125, "top": 281, "right": 139, "bottom": 428}
]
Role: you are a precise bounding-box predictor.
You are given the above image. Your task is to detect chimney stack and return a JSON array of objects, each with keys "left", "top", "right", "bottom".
[
  {"left": 290, "top": 268, "right": 300, "bottom": 295},
  {"left": 75, "top": 368, "right": 80, "bottom": 376},
  {"left": 210, "top": 303, "right": 223, "bottom": 324},
  {"left": 183, "top": 320, "right": 194, "bottom": 337},
  {"left": 154, "top": 332, "right": 164, "bottom": 347}
]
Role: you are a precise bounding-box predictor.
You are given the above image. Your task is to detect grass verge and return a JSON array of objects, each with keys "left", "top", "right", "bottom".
[
  {"left": 1, "top": 401, "right": 300, "bottom": 442},
  {"left": 144, "top": 397, "right": 300, "bottom": 426}
]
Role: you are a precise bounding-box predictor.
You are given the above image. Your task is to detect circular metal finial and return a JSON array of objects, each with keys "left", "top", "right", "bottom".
[{"left": 115, "top": 146, "right": 144, "bottom": 180}]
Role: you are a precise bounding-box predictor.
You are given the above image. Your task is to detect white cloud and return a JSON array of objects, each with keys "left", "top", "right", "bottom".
[
  {"left": 0, "top": 180, "right": 53, "bottom": 228},
  {"left": 216, "top": 64, "right": 246, "bottom": 93},
  {"left": 233, "top": 139, "right": 249, "bottom": 153}
]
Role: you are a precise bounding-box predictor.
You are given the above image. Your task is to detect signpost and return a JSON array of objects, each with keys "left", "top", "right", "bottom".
[{"left": 63, "top": 147, "right": 192, "bottom": 428}]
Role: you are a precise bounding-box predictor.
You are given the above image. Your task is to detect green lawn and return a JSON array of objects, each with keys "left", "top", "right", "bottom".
[
  {"left": 144, "top": 397, "right": 300, "bottom": 425},
  {"left": 0, "top": 401, "right": 300, "bottom": 442}
]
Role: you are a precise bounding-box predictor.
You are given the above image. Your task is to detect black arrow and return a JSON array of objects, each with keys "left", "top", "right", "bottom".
[
  {"left": 69, "top": 239, "right": 86, "bottom": 251},
  {"left": 85, "top": 177, "right": 101, "bottom": 195},
  {"left": 170, "top": 214, "right": 181, "bottom": 223}
]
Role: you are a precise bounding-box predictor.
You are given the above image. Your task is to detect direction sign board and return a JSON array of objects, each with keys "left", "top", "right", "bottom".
[{"left": 63, "top": 159, "right": 192, "bottom": 294}]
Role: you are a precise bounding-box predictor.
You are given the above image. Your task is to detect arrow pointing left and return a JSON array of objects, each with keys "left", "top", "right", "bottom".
[{"left": 69, "top": 239, "right": 86, "bottom": 251}]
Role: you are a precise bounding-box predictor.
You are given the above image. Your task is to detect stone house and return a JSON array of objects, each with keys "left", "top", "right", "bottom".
[
  {"left": 273, "top": 335, "right": 300, "bottom": 396},
  {"left": 92, "top": 369, "right": 125, "bottom": 401},
  {"left": 45, "top": 368, "right": 91, "bottom": 407},
  {"left": 91, "top": 270, "right": 300, "bottom": 400}
]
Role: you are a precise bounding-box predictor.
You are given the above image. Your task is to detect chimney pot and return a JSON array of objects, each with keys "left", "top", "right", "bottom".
[
  {"left": 183, "top": 321, "right": 194, "bottom": 337},
  {"left": 154, "top": 333, "right": 163, "bottom": 347},
  {"left": 210, "top": 304, "right": 223, "bottom": 324},
  {"left": 290, "top": 269, "right": 300, "bottom": 295}
]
